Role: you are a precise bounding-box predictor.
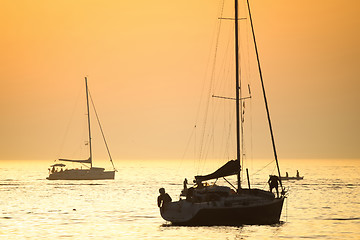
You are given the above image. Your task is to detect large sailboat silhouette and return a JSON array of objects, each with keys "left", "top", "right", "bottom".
[{"left": 159, "top": 0, "right": 286, "bottom": 225}]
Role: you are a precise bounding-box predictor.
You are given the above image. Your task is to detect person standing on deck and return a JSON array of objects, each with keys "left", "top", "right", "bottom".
[{"left": 268, "top": 175, "right": 280, "bottom": 198}]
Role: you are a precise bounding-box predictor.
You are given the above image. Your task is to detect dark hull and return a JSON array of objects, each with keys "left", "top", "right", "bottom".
[
  {"left": 47, "top": 169, "right": 115, "bottom": 180},
  {"left": 280, "top": 176, "right": 303, "bottom": 180},
  {"left": 171, "top": 197, "right": 284, "bottom": 226}
]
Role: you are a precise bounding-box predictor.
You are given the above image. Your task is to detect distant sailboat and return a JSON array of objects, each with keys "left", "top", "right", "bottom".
[
  {"left": 47, "top": 77, "right": 116, "bottom": 180},
  {"left": 158, "top": 0, "right": 286, "bottom": 225}
]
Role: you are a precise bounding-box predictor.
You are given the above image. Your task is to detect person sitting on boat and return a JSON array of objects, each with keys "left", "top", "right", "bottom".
[
  {"left": 285, "top": 172, "right": 289, "bottom": 178},
  {"left": 157, "top": 188, "right": 172, "bottom": 209},
  {"left": 296, "top": 170, "right": 300, "bottom": 178},
  {"left": 268, "top": 175, "right": 280, "bottom": 198}
]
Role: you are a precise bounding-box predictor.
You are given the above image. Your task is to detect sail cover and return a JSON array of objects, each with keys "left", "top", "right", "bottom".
[
  {"left": 195, "top": 159, "right": 240, "bottom": 182},
  {"left": 59, "top": 158, "right": 91, "bottom": 164}
]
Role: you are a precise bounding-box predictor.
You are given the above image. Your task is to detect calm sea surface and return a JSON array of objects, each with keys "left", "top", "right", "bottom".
[{"left": 0, "top": 159, "right": 359, "bottom": 239}]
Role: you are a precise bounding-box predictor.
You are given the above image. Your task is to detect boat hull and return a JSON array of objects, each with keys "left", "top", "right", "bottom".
[
  {"left": 184, "top": 198, "right": 284, "bottom": 225},
  {"left": 161, "top": 194, "right": 284, "bottom": 226},
  {"left": 47, "top": 168, "right": 115, "bottom": 180},
  {"left": 280, "top": 176, "right": 303, "bottom": 180}
]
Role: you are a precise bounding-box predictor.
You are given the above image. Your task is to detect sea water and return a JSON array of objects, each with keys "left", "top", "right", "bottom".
[{"left": 0, "top": 159, "right": 359, "bottom": 239}]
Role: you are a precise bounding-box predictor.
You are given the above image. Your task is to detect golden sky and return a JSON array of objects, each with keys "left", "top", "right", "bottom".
[{"left": 0, "top": 0, "right": 359, "bottom": 161}]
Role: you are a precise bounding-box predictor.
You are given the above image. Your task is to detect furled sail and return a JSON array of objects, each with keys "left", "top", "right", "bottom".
[
  {"left": 59, "top": 158, "right": 91, "bottom": 164},
  {"left": 195, "top": 159, "right": 240, "bottom": 182}
]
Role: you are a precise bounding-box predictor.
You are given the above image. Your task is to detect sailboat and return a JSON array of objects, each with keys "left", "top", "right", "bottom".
[
  {"left": 47, "top": 77, "right": 116, "bottom": 180},
  {"left": 158, "top": 0, "right": 286, "bottom": 225}
]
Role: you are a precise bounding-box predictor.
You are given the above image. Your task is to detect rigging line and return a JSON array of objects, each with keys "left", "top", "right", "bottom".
[
  {"left": 225, "top": 47, "right": 235, "bottom": 162},
  {"left": 88, "top": 90, "right": 117, "bottom": 171},
  {"left": 239, "top": 29, "right": 245, "bottom": 183},
  {"left": 248, "top": 84, "right": 254, "bottom": 183},
  {"left": 85, "top": 77, "right": 93, "bottom": 168},
  {"left": 197, "top": 0, "right": 225, "bottom": 167},
  {"left": 202, "top": 95, "right": 232, "bottom": 166},
  {"left": 220, "top": 99, "right": 234, "bottom": 161},
  {"left": 211, "top": 0, "right": 226, "bottom": 91},
  {"left": 212, "top": 54, "right": 233, "bottom": 159},
  {"left": 214, "top": 25, "right": 234, "bottom": 93},
  {"left": 246, "top": 0, "right": 283, "bottom": 190},
  {"left": 286, "top": 194, "right": 288, "bottom": 222},
  {"left": 241, "top": 0, "right": 254, "bottom": 179},
  {"left": 218, "top": 17, "right": 247, "bottom": 20},
  {"left": 212, "top": 90, "right": 215, "bottom": 162},
  {"left": 57, "top": 85, "right": 83, "bottom": 158},
  {"left": 200, "top": 0, "right": 226, "bottom": 142},
  {"left": 195, "top": 0, "right": 225, "bottom": 124},
  {"left": 69, "top": 123, "right": 88, "bottom": 158},
  {"left": 81, "top": 162, "right": 90, "bottom": 169},
  {"left": 220, "top": 101, "right": 230, "bottom": 160},
  {"left": 215, "top": 25, "right": 234, "bottom": 96},
  {"left": 206, "top": 5, "right": 235, "bottom": 167},
  {"left": 211, "top": 56, "right": 236, "bottom": 161},
  {"left": 223, "top": 177, "right": 237, "bottom": 190},
  {"left": 208, "top": 35, "right": 235, "bottom": 167},
  {"left": 212, "top": 95, "right": 251, "bottom": 100},
  {"left": 244, "top": 7, "right": 253, "bottom": 92},
  {"left": 177, "top": 125, "right": 197, "bottom": 177},
  {"left": 252, "top": 159, "right": 276, "bottom": 176},
  {"left": 180, "top": 125, "right": 196, "bottom": 161}
]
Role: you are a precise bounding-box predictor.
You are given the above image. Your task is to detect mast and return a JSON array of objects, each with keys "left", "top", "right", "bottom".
[
  {"left": 246, "top": 0, "right": 283, "bottom": 191},
  {"left": 85, "top": 77, "right": 93, "bottom": 168},
  {"left": 235, "top": 0, "right": 241, "bottom": 191}
]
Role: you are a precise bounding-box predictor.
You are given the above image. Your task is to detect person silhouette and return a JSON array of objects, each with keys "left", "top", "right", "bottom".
[
  {"left": 157, "top": 188, "right": 172, "bottom": 209},
  {"left": 268, "top": 175, "right": 280, "bottom": 197},
  {"left": 181, "top": 178, "right": 188, "bottom": 196}
]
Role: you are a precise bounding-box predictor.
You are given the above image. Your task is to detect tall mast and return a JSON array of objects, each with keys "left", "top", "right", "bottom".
[
  {"left": 85, "top": 77, "right": 93, "bottom": 168},
  {"left": 235, "top": 0, "right": 241, "bottom": 191},
  {"left": 246, "top": 0, "right": 283, "bottom": 190}
]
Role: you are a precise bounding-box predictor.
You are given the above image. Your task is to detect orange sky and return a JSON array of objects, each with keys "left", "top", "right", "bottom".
[{"left": 0, "top": 0, "right": 359, "bottom": 162}]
